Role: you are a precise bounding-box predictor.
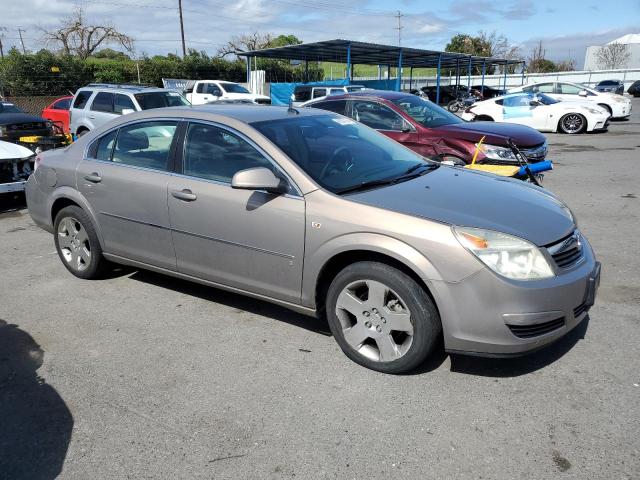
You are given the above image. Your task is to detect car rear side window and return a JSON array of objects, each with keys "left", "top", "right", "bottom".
[
  {"left": 293, "top": 88, "right": 311, "bottom": 102},
  {"left": 312, "top": 88, "right": 327, "bottom": 99},
  {"left": 311, "top": 100, "right": 347, "bottom": 115},
  {"left": 91, "top": 92, "right": 115, "bottom": 113},
  {"left": 558, "top": 83, "right": 582, "bottom": 94},
  {"left": 111, "top": 121, "right": 178, "bottom": 171},
  {"left": 54, "top": 98, "right": 72, "bottom": 110},
  {"left": 182, "top": 122, "right": 273, "bottom": 184},
  {"left": 73, "top": 91, "right": 93, "bottom": 109},
  {"left": 114, "top": 94, "right": 136, "bottom": 114},
  {"left": 91, "top": 129, "right": 118, "bottom": 161}
]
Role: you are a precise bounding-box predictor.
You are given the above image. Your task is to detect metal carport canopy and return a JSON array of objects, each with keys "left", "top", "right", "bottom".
[{"left": 237, "top": 39, "right": 513, "bottom": 69}]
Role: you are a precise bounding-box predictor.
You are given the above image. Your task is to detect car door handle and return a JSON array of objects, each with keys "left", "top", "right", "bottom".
[
  {"left": 171, "top": 189, "right": 197, "bottom": 202},
  {"left": 84, "top": 173, "right": 102, "bottom": 183},
  {"left": 89, "top": 115, "right": 96, "bottom": 119}
]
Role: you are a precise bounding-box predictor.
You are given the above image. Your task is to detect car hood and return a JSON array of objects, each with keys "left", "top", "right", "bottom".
[
  {"left": 432, "top": 121, "right": 546, "bottom": 148},
  {"left": 0, "top": 140, "right": 34, "bottom": 160},
  {"left": 347, "top": 166, "right": 574, "bottom": 246},
  {"left": 0, "top": 113, "right": 47, "bottom": 125}
]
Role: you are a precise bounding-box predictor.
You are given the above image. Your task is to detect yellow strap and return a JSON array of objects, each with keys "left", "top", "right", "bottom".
[
  {"left": 465, "top": 164, "right": 520, "bottom": 177},
  {"left": 471, "top": 135, "right": 486, "bottom": 165}
]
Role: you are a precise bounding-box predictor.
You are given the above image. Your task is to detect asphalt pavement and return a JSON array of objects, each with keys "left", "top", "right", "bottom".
[{"left": 0, "top": 98, "right": 638, "bottom": 479}]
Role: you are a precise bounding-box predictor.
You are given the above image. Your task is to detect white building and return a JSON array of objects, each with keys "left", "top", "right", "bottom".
[{"left": 584, "top": 33, "right": 640, "bottom": 70}]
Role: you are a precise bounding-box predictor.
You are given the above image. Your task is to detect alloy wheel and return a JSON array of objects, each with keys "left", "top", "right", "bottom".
[
  {"left": 335, "top": 279, "right": 413, "bottom": 362},
  {"left": 57, "top": 217, "right": 91, "bottom": 272},
  {"left": 562, "top": 114, "right": 584, "bottom": 133}
]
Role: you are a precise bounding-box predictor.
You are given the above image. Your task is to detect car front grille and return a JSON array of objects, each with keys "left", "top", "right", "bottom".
[
  {"left": 507, "top": 317, "right": 566, "bottom": 338},
  {"left": 547, "top": 231, "right": 583, "bottom": 269},
  {"left": 7, "top": 122, "right": 47, "bottom": 131},
  {"left": 521, "top": 143, "right": 548, "bottom": 163}
]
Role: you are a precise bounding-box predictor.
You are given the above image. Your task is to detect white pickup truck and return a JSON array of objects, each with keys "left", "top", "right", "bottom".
[{"left": 185, "top": 81, "right": 271, "bottom": 105}]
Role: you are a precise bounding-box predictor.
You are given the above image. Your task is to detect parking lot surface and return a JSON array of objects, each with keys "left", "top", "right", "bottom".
[{"left": 1, "top": 99, "right": 639, "bottom": 479}]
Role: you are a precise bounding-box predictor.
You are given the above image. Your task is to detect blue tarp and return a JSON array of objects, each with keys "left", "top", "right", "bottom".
[
  {"left": 270, "top": 79, "right": 349, "bottom": 105},
  {"left": 358, "top": 79, "right": 397, "bottom": 90}
]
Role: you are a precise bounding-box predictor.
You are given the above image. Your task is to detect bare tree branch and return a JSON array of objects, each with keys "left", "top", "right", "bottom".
[
  {"left": 41, "top": 6, "right": 134, "bottom": 59},
  {"left": 596, "top": 42, "right": 631, "bottom": 70}
]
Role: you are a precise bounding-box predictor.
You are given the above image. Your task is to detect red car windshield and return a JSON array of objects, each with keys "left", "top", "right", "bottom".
[{"left": 392, "top": 95, "right": 463, "bottom": 128}]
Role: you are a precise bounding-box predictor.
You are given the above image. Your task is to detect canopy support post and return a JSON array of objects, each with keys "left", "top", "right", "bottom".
[
  {"left": 436, "top": 53, "right": 442, "bottom": 104},
  {"left": 396, "top": 49, "right": 403, "bottom": 91},
  {"left": 503, "top": 61, "right": 508, "bottom": 90},
  {"left": 346, "top": 43, "right": 351, "bottom": 83},
  {"left": 467, "top": 55, "right": 472, "bottom": 89},
  {"left": 481, "top": 59, "right": 486, "bottom": 96}
]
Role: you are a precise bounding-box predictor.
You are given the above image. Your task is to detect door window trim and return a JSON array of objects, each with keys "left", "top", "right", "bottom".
[
  {"left": 176, "top": 119, "right": 303, "bottom": 197},
  {"left": 84, "top": 117, "right": 182, "bottom": 175}
]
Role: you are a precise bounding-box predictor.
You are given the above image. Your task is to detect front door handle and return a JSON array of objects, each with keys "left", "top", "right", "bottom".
[
  {"left": 171, "top": 189, "right": 197, "bottom": 202},
  {"left": 84, "top": 172, "right": 102, "bottom": 183}
]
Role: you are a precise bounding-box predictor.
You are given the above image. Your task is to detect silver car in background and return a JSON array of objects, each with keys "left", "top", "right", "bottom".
[{"left": 26, "top": 105, "right": 600, "bottom": 373}]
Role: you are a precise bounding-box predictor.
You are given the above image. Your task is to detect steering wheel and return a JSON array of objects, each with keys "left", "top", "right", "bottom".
[{"left": 320, "top": 146, "right": 355, "bottom": 180}]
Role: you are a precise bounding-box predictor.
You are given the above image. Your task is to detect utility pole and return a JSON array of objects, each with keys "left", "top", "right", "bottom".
[
  {"left": 178, "top": 0, "right": 186, "bottom": 58},
  {"left": 394, "top": 11, "right": 403, "bottom": 47},
  {"left": 17, "top": 28, "right": 26, "bottom": 54},
  {"left": 0, "top": 27, "right": 6, "bottom": 60}
]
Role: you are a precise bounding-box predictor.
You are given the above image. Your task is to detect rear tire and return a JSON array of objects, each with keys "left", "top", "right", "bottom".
[
  {"left": 54, "top": 206, "right": 106, "bottom": 279},
  {"left": 447, "top": 100, "right": 460, "bottom": 113},
  {"left": 325, "top": 261, "right": 441, "bottom": 374}
]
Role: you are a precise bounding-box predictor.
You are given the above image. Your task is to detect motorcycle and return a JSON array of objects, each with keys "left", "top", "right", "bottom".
[{"left": 446, "top": 91, "right": 479, "bottom": 113}]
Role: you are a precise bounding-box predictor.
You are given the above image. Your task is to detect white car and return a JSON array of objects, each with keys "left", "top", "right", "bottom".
[
  {"left": 185, "top": 80, "right": 271, "bottom": 105},
  {"left": 509, "top": 81, "right": 631, "bottom": 119},
  {"left": 0, "top": 140, "right": 34, "bottom": 193},
  {"left": 460, "top": 92, "right": 610, "bottom": 134}
]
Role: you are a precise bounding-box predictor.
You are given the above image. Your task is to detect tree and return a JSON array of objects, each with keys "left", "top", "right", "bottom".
[
  {"left": 527, "top": 41, "right": 556, "bottom": 73},
  {"left": 42, "top": 7, "right": 134, "bottom": 59},
  {"left": 555, "top": 59, "right": 576, "bottom": 72},
  {"left": 217, "top": 32, "right": 301, "bottom": 58},
  {"left": 596, "top": 42, "right": 631, "bottom": 69},
  {"left": 445, "top": 34, "right": 490, "bottom": 56},
  {"left": 478, "top": 31, "right": 520, "bottom": 61},
  {"left": 92, "top": 48, "right": 131, "bottom": 60}
]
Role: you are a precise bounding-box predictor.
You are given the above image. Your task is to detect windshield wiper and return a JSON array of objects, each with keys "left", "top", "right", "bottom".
[{"left": 336, "top": 163, "right": 439, "bottom": 195}]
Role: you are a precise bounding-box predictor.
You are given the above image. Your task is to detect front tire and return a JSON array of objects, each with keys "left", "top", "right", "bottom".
[
  {"left": 447, "top": 100, "right": 460, "bottom": 113},
  {"left": 325, "top": 261, "right": 441, "bottom": 374},
  {"left": 559, "top": 113, "right": 587, "bottom": 134},
  {"left": 54, "top": 206, "right": 106, "bottom": 279}
]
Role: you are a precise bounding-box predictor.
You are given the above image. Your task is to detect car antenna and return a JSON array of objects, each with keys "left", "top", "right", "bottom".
[{"left": 287, "top": 98, "right": 300, "bottom": 115}]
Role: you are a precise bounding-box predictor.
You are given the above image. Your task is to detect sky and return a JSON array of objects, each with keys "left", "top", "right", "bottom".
[{"left": 0, "top": 0, "right": 639, "bottom": 68}]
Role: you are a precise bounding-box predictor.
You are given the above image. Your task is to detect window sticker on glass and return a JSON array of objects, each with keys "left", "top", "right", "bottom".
[{"left": 333, "top": 117, "right": 355, "bottom": 125}]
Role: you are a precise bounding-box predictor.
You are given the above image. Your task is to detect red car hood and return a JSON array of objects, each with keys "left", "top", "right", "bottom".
[{"left": 432, "top": 121, "right": 546, "bottom": 148}]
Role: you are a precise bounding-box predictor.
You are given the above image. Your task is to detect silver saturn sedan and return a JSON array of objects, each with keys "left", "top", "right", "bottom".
[{"left": 26, "top": 105, "right": 600, "bottom": 373}]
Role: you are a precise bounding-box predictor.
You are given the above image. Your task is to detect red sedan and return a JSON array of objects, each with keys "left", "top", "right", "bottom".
[
  {"left": 305, "top": 90, "right": 548, "bottom": 165},
  {"left": 41, "top": 96, "right": 73, "bottom": 134}
]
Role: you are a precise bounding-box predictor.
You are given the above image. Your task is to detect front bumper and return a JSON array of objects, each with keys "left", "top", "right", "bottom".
[
  {"left": 431, "top": 235, "right": 600, "bottom": 356},
  {"left": 612, "top": 102, "right": 632, "bottom": 119}
]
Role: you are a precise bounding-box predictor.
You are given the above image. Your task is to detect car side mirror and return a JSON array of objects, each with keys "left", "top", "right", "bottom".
[
  {"left": 121, "top": 108, "right": 135, "bottom": 115},
  {"left": 529, "top": 100, "right": 540, "bottom": 107},
  {"left": 231, "top": 167, "right": 287, "bottom": 194},
  {"left": 578, "top": 90, "right": 588, "bottom": 97}
]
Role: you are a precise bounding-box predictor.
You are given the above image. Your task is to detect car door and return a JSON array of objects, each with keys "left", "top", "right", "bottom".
[
  {"left": 348, "top": 100, "right": 420, "bottom": 151},
  {"left": 76, "top": 120, "right": 180, "bottom": 270},
  {"left": 88, "top": 92, "right": 119, "bottom": 130},
  {"left": 167, "top": 121, "right": 305, "bottom": 303}
]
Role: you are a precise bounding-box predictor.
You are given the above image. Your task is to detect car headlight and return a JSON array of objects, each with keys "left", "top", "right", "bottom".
[
  {"left": 586, "top": 107, "right": 605, "bottom": 115},
  {"left": 453, "top": 226, "right": 555, "bottom": 280},
  {"left": 474, "top": 143, "right": 517, "bottom": 161}
]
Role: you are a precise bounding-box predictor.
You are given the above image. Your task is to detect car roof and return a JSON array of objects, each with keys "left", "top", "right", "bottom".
[
  {"left": 76, "top": 85, "right": 172, "bottom": 95},
  {"left": 112, "top": 104, "right": 332, "bottom": 124},
  {"left": 310, "top": 89, "right": 410, "bottom": 102}
]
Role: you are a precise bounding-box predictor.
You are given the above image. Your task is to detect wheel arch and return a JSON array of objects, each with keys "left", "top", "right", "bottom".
[
  {"left": 304, "top": 234, "right": 444, "bottom": 315},
  {"left": 48, "top": 187, "right": 105, "bottom": 248},
  {"left": 597, "top": 103, "right": 612, "bottom": 115}
]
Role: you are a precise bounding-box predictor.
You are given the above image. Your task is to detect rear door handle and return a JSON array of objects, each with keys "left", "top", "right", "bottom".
[
  {"left": 84, "top": 172, "right": 102, "bottom": 183},
  {"left": 171, "top": 189, "right": 197, "bottom": 202},
  {"left": 89, "top": 115, "right": 96, "bottom": 119}
]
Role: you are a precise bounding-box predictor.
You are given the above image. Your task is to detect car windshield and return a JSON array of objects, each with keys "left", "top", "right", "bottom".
[
  {"left": 252, "top": 114, "right": 437, "bottom": 194},
  {"left": 599, "top": 80, "right": 618, "bottom": 86},
  {"left": 221, "top": 83, "right": 250, "bottom": 94},
  {"left": 391, "top": 95, "right": 463, "bottom": 128},
  {"left": 0, "top": 103, "right": 23, "bottom": 114},
  {"left": 134, "top": 92, "right": 190, "bottom": 109}
]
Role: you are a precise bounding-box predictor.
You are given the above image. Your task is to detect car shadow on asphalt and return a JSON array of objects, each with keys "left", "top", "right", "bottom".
[
  {"left": 127, "top": 269, "right": 333, "bottom": 336},
  {"left": 0, "top": 319, "right": 73, "bottom": 479},
  {"left": 448, "top": 317, "right": 590, "bottom": 378}
]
